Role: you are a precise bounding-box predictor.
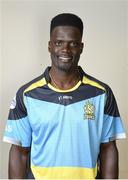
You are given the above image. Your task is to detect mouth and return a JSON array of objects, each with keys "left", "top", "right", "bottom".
[{"left": 59, "top": 56, "right": 72, "bottom": 63}]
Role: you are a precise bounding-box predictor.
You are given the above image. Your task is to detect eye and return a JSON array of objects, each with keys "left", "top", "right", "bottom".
[
  {"left": 54, "top": 41, "right": 62, "bottom": 46},
  {"left": 70, "top": 42, "right": 79, "bottom": 47}
]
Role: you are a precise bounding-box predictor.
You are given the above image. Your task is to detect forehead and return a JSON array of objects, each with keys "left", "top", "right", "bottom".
[{"left": 50, "top": 26, "right": 82, "bottom": 40}]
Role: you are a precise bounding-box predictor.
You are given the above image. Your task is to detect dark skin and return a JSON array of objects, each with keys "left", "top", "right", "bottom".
[
  {"left": 48, "top": 26, "right": 83, "bottom": 90},
  {"left": 9, "top": 25, "right": 119, "bottom": 179},
  {"left": 9, "top": 145, "right": 30, "bottom": 179},
  {"left": 99, "top": 141, "right": 119, "bottom": 179}
]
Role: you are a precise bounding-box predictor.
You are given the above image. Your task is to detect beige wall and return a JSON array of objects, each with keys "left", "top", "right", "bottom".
[
  {"left": 126, "top": 1, "right": 128, "bottom": 120},
  {"left": 0, "top": 1, "right": 2, "bottom": 177},
  {"left": 126, "top": 3, "right": 128, "bottom": 123},
  {"left": 1, "top": 1, "right": 128, "bottom": 178}
]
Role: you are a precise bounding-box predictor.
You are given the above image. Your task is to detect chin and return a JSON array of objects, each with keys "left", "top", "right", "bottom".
[{"left": 58, "top": 63, "right": 77, "bottom": 73}]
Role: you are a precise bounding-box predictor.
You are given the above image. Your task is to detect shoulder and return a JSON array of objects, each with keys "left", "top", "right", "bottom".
[
  {"left": 16, "top": 73, "right": 45, "bottom": 97},
  {"left": 82, "top": 71, "right": 111, "bottom": 93}
]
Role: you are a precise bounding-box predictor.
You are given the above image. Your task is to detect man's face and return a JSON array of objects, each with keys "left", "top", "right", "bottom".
[{"left": 48, "top": 26, "right": 84, "bottom": 72}]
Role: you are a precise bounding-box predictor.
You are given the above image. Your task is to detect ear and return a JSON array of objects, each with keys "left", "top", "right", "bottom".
[
  {"left": 80, "top": 42, "right": 84, "bottom": 54},
  {"left": 48, "top": 41, "right": 51, "bottom": 52}
]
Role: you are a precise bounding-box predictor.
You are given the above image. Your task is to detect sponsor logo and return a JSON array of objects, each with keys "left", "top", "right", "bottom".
[
  {"left": 58, "top": 96, "right": 73, "bottom": 101},
  {"left": 5, "top": 125, "right": 12, "bottom": 133},
  {"left": 10, "top": 96, "right": 16, "bottom": 109},
  {"left": 84, "top": 101, "right": 95, "bottom": 120}
]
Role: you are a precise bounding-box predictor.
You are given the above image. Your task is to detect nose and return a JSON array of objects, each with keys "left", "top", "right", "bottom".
[{"left": 62, "top": 43, "right": 71, "bottom": 53}]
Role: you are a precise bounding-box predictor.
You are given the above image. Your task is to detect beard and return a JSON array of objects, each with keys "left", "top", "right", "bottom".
[{"left": 57, "top": 63, "right": 73, "bottom": 72}]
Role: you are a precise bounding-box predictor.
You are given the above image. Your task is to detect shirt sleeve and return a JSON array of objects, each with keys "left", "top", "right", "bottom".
[
  {"left": 3, "top": 88, "right": 32, "bottom": 147},
  {"left": 101, "top": 86, "right": 126, "bottom": 143}
]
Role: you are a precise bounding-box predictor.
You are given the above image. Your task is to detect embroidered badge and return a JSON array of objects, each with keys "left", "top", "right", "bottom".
[{"left": 84, "top": 101, "right": 95, "bottom": 120}]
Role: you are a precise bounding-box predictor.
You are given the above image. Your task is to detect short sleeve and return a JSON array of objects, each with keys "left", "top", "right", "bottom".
[
  {"left": 101, "top": 86, "right": 126, "bottom": 143},
  {"left": 3, "top": 88, "right": 32, "bottom": 147}
]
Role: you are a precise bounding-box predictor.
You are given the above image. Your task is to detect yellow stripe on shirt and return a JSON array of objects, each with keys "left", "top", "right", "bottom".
[
  {"left": 82, "top": 76, "right": 105, "bottom": 91},
  {"left": 31, "top": 166, "right": 97, "bottom": 179},
  {"left": 24, "top": 78, "right": 47, "bottom": 93}
]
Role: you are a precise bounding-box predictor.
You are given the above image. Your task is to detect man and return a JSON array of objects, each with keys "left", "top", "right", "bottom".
[{"left": 3, "top": 13, "right": 126, "bottom": 179}]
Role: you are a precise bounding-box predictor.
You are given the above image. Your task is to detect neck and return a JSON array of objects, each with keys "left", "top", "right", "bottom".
[{"left": 49, "top": 67, "right": 81, "bottom": 90}]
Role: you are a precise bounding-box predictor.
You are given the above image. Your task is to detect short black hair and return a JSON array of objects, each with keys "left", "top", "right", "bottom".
[{"left": 50, "top": 13, "right": 83, "bottom": 37}]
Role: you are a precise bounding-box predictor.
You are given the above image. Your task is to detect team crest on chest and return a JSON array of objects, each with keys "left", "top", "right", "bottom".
[{"left": 84, "top": 101, "right": 95, "bottom": 120}]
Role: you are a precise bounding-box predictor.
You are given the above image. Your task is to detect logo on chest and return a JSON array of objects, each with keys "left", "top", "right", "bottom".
[
  {"left": 84, "top": 101, "right": 95, "bottom": 120},
  {"left": 58, "top": 96, "right": 73, "bottom": 101}
]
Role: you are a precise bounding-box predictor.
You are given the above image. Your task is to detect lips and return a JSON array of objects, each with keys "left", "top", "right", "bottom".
[{"left": 59, "top": 56, "right": 72, "bottom": 62}]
